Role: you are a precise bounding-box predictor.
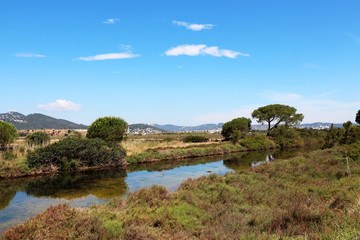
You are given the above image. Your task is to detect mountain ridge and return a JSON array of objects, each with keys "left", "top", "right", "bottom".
[{"left": 0, "top": 112, "right": 88, "bottom": 130}]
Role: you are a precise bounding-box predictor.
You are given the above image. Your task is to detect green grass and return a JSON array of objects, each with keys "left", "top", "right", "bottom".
[
  {"left": 125, "top": 143, "right": 248, "bottom": 164},
  {"left": 0, "top": 157, "right": 31, "bottom": 178},
  {"left": 4, "top": 146, "right": 360, "bottom": 239}
]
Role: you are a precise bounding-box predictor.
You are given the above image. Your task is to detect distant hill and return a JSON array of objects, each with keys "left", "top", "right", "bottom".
[
  {"left": 153, "top": 123, "right": 224, "bottom": 132},
  {"left": 129, "top": 124, "right": 166, "bottom": 134},
  {"left": 252, "top": 122, "right": 343, "bottom": 130},
  {"left": 0, "top": 112, "right": 88, "bottom": 130},
  {"left": 153, "top": 122, "right": 344, "bottom": 132}
]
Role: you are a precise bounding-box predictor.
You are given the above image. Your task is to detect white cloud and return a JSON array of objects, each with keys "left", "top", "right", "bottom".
[
  {"left": 172, "top": 20, "right": 214, "bottom": 31},
  {"left": 14, "top": 53, "right": 46, "bottom": 58},
  {"left": 103, "top": 18, "right": 119, "bottom": 24},
  {"left": 37, "top": 100, "right": 82, "bottom": 112},
  {"left": 77, "top": 53, "right": 140, "bottom": 61},
  {"left": 165, "top": 44, "right": 249, "bottom": 58}
]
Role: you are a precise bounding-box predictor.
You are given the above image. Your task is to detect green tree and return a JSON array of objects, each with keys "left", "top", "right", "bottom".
[
  {"left": 221, "top": 117, "right": 252, "bottom": 143},
  {"left": 26, "top": 131, "right": 50, "bottom": 147},
  {"left": 251, "top": 104, "right": 304, "bottom": 134},
  {"left": 356, "top": 110, "right": 360, "bottom": 125},
  {"left": 323, "top": 124, "right": 342, "bottom": 148},
  {"left": 87, "top": 117, "right": 128, "bottom": 143},
  {"left": 0, "top": 121, "right": 18, "bottom": 148}
]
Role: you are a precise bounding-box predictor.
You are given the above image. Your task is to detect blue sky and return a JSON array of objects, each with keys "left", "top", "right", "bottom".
[{"left": 1, "top": 0, "right": 359, "bottom": 125}]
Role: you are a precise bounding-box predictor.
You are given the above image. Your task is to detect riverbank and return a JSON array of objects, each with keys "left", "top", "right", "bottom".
[
  {"left": 3, "top": 146, "right": 359, "bottom": 239},
  {"left": 1, "top": 133, "right": 322, "bottom": 179},
  {"left": 0, "top": 142, "right": 266, "bottom": 179},
  {"left": 125, "top": 141, "right": 273, "bottom": 164}
]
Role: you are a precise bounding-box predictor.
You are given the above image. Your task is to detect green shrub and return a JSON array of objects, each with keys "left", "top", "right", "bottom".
[
  {"left": 345, "top": 141, "right": 360, "bottom": 161},
  {"left": 27, "top": 137, "right": 126, "bottom": 170},
  {"left": 323, "top": 125, "right": 343, "bottom": 148},
  {"left": 58, "top": 157, "right": 79, "bottom": 171},
  {"left": 87, "top": 116, "right": 128, "bottom": 143},
  {"left": 240, "top": 134, "right": 274, "bottom": 150},
  {"left": 18, "top": 132, "right": 28, "bottom": 137},
  {"left": 160, "top": 137, "right": 173, "bottom": 143},
  {"left": 344, "top": 126, "right": 360, "bottom": 145},
  {"left": 270, "top": 126, "right": 302, "bottom": 149},
  {"left": 183, "top": 135, "right": 209, "bottom": 143},
  {"left": 221, "top": 117, "right": 252, "bottom": 142},
  {"left": 2, "top": 151, "right": 17, "bottom": 160},
  {"left": 0, "top": 121, "right": 18, "bottom": 147},
  {"left": 26, "top": 131, "right": 50, "bottom": 147}
]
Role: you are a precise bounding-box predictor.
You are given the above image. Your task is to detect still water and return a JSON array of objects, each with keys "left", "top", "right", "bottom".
[{"left": 0, "top": 148, "right": 312, "bottom": 233}]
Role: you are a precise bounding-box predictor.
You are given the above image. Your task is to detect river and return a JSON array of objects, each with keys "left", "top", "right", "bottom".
[{"left": 0, "top": 147, "right": 314, "bottom": 233}]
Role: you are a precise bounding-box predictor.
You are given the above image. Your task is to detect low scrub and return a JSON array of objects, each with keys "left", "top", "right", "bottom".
[
  {"left": 5, "top": 147, "right": 360, "bottom": 239},
  {"left": 270, "top": 126, "right": 303, "bottom": 149},
  {"left": 25, "top": 131, "right": 50, "bottom": 147},
  {"left": 2, "top": 151, "right": 17, "bottom": 161},
  {"left": 126, "top": 144, "right": 245, "bottom": 164},
  {"left": 344, "top": 141, "right": 360, "bottom": 161},
  {"left": 27, "top": 137, "right": 126, "bottom": 170},
  {"left": 0, "top": 157, "right": 30, "bottom": 178},
  {"left": 182, "top": 135, "right": 209, "bottom": 143},
  {"left": 240, "top": 134, "right": 274, "bottom": 150}
]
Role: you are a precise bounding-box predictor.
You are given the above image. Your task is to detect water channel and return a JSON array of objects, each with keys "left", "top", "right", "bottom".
[{"left": 0, "top": 147, "right": 314, "bottom": 233}]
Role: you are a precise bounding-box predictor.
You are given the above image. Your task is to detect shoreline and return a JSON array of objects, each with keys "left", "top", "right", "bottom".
[
  {"left": 0, "top": 140, "right": 316, "bottom": 180},
  {"left": 3, "top": 146, "right": 356, "bottom": 239}
]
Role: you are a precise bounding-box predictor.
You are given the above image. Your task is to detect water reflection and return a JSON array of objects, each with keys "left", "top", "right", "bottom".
[{"left": 0, "top": 147, "right": 315, "bottom": 233}]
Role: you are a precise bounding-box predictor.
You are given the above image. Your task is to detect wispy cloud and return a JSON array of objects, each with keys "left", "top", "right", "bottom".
[
  {"left": 172, "top": 20, "right": 214, "bottom": 31},
  {"left": 37, "top": 100, "right": 82, "bottom": 112},
  {"left": 165, "top": 44, "right": 249, "bottom": 58},
  {"left": 347, "top": 33, "right": 360, "bottom": 44},
  {"left": 103, "top": 18, "right": 119, "bottom": 24},
  {"left": 77, "top": 53, "right": 140, "bottom": 61},
  {"left": 304, "top": 64, "right": 322, "bottom": 69},
  {"left": 14, "top": 53, "right": 46, "bottom": 58},
  {"left": 260, "top": 91, "right": 302, "bottom": 102},
  {"left": 314, "top": 90, "right": 337, "bottom": 98},
  {"left": 119, "top": 44, "right": 132, "bottom": 51}
]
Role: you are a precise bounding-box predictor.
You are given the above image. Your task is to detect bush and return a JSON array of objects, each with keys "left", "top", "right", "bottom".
[
  {"left": 221, "top": 117, "right": 252, "bottom": 142},
  {"left": 343, "top": 126, "right": 360, "bottom": 145},
  {"left": 240, "top": 134, "right": 274, "bottom": 150},
  {"left": 270, "top": 126, "right": 302, "bottom": 149},
  {"left": 323, "top": 125, "right": 343, "bottom": 148},
  {"left": 345, "top": 141, "right": 360, "bottom": 161},
  {"left": 183, "top": 135, "right": 209, "bottom": 143},
  {"left": 2, "top": 151, "right": 17, "bottom": 160},
  {"left": 27, "top": 137, "right": 126, "bottom": 170},
  {"left": 87, "top": 117, "right": 128, "bottom": 143},
  {"left": 0, "top": 121, "right": 18, "bottom": 147},
  {"left": 26, "top": 131, "right": 50, "bottom": 147}
]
